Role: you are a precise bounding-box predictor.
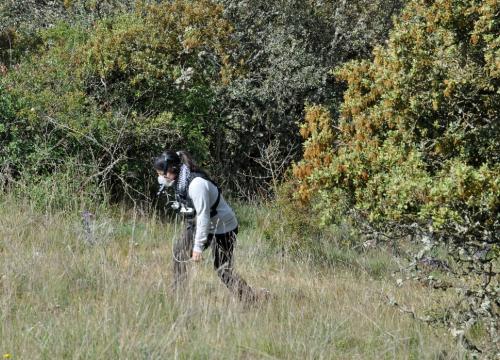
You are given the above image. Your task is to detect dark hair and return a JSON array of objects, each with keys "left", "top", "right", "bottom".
[
  {"left": 154, "top": 150, "right": 204, "bottom": 174},
  {"left": 177, "top": 150, "right": 200, "bottom": 172}
]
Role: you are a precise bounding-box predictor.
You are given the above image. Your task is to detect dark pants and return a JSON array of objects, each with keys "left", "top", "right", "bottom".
[{"left": 173, "top": 219, "right": 255, "bottom": 301}]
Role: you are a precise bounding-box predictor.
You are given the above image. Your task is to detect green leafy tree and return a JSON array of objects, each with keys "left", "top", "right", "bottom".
[
  {"left": 0, "top": 0, "right": 135, "bottom": 67},
  {"left": 296, "top": 0, "right": 500, "bottom": 231},
  {"left": 1, "top": 0, "right": 404, "bottom": 198},
  {"left": 290, "top": 0, "right": 499, "bottom": 353},
  {"left": 214, "top": 0, "right": 404, "bottom": 192},
  {"left": 1, "top": 0, "right": 234, "bottom": 203}
]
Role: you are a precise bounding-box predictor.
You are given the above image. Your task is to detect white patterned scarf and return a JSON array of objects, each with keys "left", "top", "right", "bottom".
[{"left": 176, "top": 164, "right": 191, "bottom": 197}]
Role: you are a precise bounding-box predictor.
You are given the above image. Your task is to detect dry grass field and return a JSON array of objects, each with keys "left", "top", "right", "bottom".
[{"left": 0, "top": 196, "right": 463, "bottom": 359}]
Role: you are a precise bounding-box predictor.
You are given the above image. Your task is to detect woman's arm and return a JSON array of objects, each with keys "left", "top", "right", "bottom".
[{"left": 188, "top": 178, "right": 213, "bottom": 255}]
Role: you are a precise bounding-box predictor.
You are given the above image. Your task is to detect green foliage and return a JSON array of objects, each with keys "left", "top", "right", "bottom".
[
  {"left": 2, "top": 23, "right": 95, "bottom": 185},
  {"left": 1, "top": 1, "right": 235, "bottom": 205},
  {"left": 0, "top": 0, "right": 134, "bottom": 67},
  {"left": 262, "top": 177, "right": 323, "bottom": 254},
  {"left": 290, "top": 0, "right": 499, "bottom": 236},
  {"left": 283, "top": 0, "right": 499, "bottom": 354},
  {"left": 82, "top": 1, "right": 233, "bottom": 113},
  {"left": 1, "top": 0, "right": 405, "bottom": 200},
  {"left": 0, "top": 84, "right": 15, "bottom": 124},
  {"left": 213, "top": 0, "right": 404, "bottom": 188}
]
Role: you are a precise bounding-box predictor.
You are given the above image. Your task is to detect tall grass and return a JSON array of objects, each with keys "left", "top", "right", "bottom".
[{"left": 0, "top": 195, "right": 463, "bottom": 359}]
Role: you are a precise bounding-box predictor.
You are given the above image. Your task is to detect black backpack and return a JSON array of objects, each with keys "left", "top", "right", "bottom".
[{"left": 175, "top": 171, "right": 221, "bottom": 217}]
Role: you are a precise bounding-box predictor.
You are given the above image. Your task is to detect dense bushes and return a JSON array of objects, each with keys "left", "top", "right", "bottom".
[
  {"left": 1, "top": 1, "right": 234, "bottom": 203},
  {"left": 286, "top": 0, "right": 499, "bottom": 353},
  {"left": 292, "top": 0, "right": 499, "bottom": 239},
  {"left": 214, "top": 0, "right": 403, "bottom": 190},
  {"left": 0, "top": 0, "right": 135, "bottom": 67},
  {"left": 1, "top": 0, "right": 404, "bottom": 202}
]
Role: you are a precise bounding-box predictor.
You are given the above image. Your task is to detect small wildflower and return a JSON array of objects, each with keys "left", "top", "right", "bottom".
[{"left": 3, "top": 354, "right": 11, "bottom": 359}]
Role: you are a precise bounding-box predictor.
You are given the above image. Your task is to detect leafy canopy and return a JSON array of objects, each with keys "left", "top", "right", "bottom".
[{"left": 293, "top": 0, "right": 499, "bottom": 233}]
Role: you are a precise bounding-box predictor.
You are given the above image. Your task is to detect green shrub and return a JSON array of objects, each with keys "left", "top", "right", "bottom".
[
  {"left": 1, "top": 1, "right": 235, "bottom": 206},
  {"left": 281, "top": 0, "right": 499, "bottom": 353},
  {"left": 289, "top": 0, "right": 499, "bottom": 239}
]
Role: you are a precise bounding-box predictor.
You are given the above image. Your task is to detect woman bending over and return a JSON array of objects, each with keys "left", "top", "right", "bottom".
[{"left": 154, "top": 150, "right": 267, "bottom": 302}]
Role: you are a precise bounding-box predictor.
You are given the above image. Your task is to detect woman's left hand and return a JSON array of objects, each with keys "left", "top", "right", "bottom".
[{"left": 191, "top": 251, "right": 203, "bottom": 262}]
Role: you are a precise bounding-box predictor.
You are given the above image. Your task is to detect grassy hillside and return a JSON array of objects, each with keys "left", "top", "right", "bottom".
[{"left": 0, "top": 197, "right": 463, "bottom": 359}]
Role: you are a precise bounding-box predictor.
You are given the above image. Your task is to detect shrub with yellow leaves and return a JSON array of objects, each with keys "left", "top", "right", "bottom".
[{"left": 281, "top": 0, "right": 499, "bottom": 353}]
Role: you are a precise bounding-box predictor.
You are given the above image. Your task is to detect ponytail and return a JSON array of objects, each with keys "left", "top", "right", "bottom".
[
  {"left": 177, "top": 150, "right": 210, "bottom": 177},
  {"left": 176, "top": 150, "right": 198, "bottom": 172}
]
